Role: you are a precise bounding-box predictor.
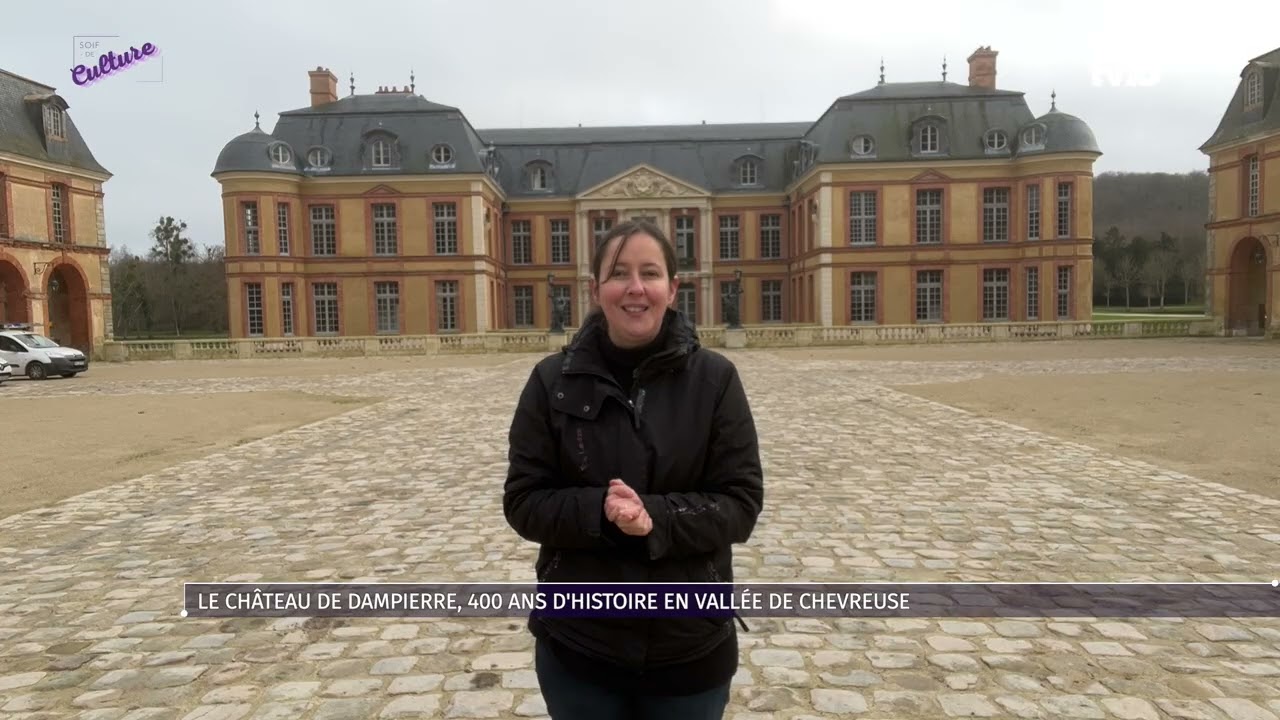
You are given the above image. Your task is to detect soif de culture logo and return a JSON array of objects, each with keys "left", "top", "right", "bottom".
[{"left": 71, "top": 42, "right": 158, "bottom": 86}]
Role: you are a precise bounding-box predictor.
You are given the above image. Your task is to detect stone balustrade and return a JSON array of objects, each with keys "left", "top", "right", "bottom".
[{"left": 97, "top": 318, "right": 1221, "bottom": 362}]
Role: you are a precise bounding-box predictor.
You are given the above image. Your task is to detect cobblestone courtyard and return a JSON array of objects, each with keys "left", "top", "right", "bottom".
[{"left": 2, "top": 340, "right": 1279, "bottom": 719}]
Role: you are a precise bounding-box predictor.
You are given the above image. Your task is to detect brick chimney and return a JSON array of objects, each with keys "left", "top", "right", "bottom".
[
  {"left": 308, "top": 66, "right": 338, "bottom": 107},
  {"left": 966, "top": 46, "right": 998, "bottom": 89}
]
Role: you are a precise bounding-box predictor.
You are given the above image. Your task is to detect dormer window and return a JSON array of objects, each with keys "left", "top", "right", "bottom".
[
  {"left": 307, "top": 147, "right": 332, "bottom": 168},
  {"left": 372, "top": 140, "right": 391, "bottom": 167},
  {"left": 43, "top": 104, "right": 65, "bottom": 140},
  {"left": 919, "top": 124, "right": 939, "bottom": 153},
  {"left": 984, "top": 129, "right": 1008, "bottom": 152},
  {"left": 526, "top": 162, "right": 552, "bottom": 191},
  {"left": 1021, "top": 125, "right": 1046, "bottom": 149},
  {"left": 739, "top": 159, "right": 758, "bottom": 185},
  {"left": 430, "top": 144, "right": 454, "bottom": 167},
  {"left": 850, "top": 135, "right": 875, "bottom": 157},
  {"left": 268, "top": 143, "right": 292, "bottom": 165},
  {"left": 1245, "top": 70, "right": 1262, "bottom": 109}
]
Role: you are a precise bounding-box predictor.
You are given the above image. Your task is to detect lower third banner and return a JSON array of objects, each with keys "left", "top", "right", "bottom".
[{"left": 181, "top": 582, "right": 1280, "bottom": 619}]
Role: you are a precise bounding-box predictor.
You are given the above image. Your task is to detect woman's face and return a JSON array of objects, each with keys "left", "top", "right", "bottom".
[{"left": 592, "top": 233, "right": 678, "bottom": 348}]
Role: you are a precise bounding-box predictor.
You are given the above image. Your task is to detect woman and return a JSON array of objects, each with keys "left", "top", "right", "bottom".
[{"left": 504, "top": 219, "right": 765, "bottom": 719}]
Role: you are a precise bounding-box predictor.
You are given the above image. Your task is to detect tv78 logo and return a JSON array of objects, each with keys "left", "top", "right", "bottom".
[{"left": 1091, "top": 63, "right": 1161, "bottom": 88}]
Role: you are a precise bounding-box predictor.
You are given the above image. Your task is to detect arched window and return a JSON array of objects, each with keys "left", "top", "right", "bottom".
[
  {"left": 919, "top": 124, "right": 939, "bottom": 153},
  {"left": 372, "top": 140, "right": 391, "bottom": 167},
  {"left": 1245, "top": 70, "right": 1262, "bottom": 109},
  {"left": 525, "top": 162, "right": 552, "bottom": 191}
]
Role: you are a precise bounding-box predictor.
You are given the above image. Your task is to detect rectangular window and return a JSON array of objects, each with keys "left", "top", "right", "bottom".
[
  {"left": 1022, "top": 267, "right": 1038, "bottom": 321},
  {"left": 313, "top": 282, "right": 339, "bottom": 334},
  {"left": 511, "top": 220, "right": 532, "bottom": 264},
  {"left": 850, "top": 272, "right": 876, "bottom": 323},
  {"left": 1026, "top": 184, "right": 1040, "bottom": 240},
  {"left": 1247, "top": 156, "right": 1260, "bottom": 218},
  {"left": 1056, "top": 182, "right": 1072, "bottom": 237},
  {"left": 982, "top": 188, "right": 1010, "bottom": 242},
  {"left": 374, "top": 281, "right": 400, "bottom": 334},
  {"left": 915, "top": 270, "right": 942, "bottom": 322},
  {"left": 915, "top": 189, "right": 942, "bottom": 244},
  {"left": 373, "top": 203, "right": 397, "bottom": 255},
  {"left": 759, "top": 214, "right": 782, "bottom": 258},
  {"left": 434, "top": 203, "right": 458, "bottom": 254},
  {"left": 593, "top": 217, "right": 613, "bottom": 244},
  {"left": 310, "top": 205, "right": 336, "bottom": 255},
  {"left": 245, "top": 282, "right": 264, "bottom": 336},
  {"left": 550, "top": 219, "right": 571, "bottom": 264},
  {"left": 850, "top": 191, "right": 877, "bottom": 245},
  {"left": 436, "top": 280, "right": 458, "bottom": 332},
  {"left": 674, "top": 216, "right": 696, "bottom": 268},
  {"left": 51, "top": 184, "right": 66, "bottom": 244},
  {"left": 760, "top": 280, "right": 782, "bottom": 322},
  {"left": 677, "top": 285, "right": 696, "bottom": 322},
  {"left": 982, "top": 268, "right": 1010, "bottom": 321},
  {"left": 242, "top": 201, "right": 260, "bottom": 254},
  {"left": 1057, "top": 266, "right": 1072, "bottom": 319},
  {"left": 277, "top": 203, "right": 290, "bottom": 255},
  {"left": 513, "top": 286, "right": 534, "bottom": 328},
  {"left": 718, "top": 216, "right": 740, "bottom": 260},
  {"left": 281, "top": 282, "right": 295, "bottom": 336}
]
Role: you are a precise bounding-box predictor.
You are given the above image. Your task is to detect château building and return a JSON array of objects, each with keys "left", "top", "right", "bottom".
[
  {"left": 212, "top": 47, "right": 1100, "bottom": 338},
  {"left": 1201, "top": 46, "right": 1280, "bottom": 336},
  {"left": 0, "top": 68, "right": 113, "bottom": 354}
]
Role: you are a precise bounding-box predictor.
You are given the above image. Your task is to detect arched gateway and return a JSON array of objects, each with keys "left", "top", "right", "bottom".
[
  {"left": 45, "top": 262, "right": 91, "bottom": 352},
  {"left": 1227, "top": 237, "right": 1270, "bottom": 335},
  {"left": 0, "top": 259, "right": 30, "bottom": 326}
]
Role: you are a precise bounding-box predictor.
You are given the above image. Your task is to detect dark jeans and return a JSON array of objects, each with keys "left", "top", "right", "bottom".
[{"left": 534, "top": 639, "right": 731, "bottom": 720}]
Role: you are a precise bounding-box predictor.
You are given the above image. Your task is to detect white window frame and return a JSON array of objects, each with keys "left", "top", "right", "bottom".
[
  {"left": 919, "top": 124, "right": 939, "bottom": 153},
  {"left": 372, "top": 140, "right": 391, "bottom": 167}
]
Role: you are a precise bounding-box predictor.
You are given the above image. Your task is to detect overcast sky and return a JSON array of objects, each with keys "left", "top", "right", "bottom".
[{"left": 5, "top": 0, "right": 1278, "bottom": 255}]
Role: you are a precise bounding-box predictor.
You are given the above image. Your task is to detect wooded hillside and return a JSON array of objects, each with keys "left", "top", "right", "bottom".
[{"left": 1091, "top": 171, "right": 1209, "bottom": 308}]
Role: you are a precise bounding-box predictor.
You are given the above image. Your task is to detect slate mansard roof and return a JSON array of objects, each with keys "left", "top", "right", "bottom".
[
  {"left": 1201, "top": 46, "right": 1280, "bottom": 152},
  {"left": 0, "top": 68, "right": 110, "bottom": 177},
  {"left": 212, "top": 78, "right": 1099, "bottom": 195}
]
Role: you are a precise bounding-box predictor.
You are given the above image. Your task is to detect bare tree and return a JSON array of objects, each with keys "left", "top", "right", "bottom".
[
  {"left": 147, "top": 216, "right": 197, "bottom": 336},
  {"left": 1114, "top": 235, "right": 1150, "bottom": 309},
  {"left": 1142, "top": 233, "right": 1180, "bottom": 308}
]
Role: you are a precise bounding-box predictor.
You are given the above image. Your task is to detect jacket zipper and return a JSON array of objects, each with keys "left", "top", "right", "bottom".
[
  {"left": 539, "top": 551, "right": 561, "bottom": 583},
  {"left": 707, "top": 560, "right": 750, "bottom": 633},
  {"left": 628, "top": 370, "right": 647, "bottom": 429}
]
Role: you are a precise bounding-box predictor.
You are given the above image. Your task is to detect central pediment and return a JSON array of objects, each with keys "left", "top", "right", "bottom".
[{"left": 579, "top": 165, "right": 709, "bottom": 200}]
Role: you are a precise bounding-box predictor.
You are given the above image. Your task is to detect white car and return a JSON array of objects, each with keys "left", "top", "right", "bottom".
[{"left": 0, "top": 324, "right": 88, "bottom": 380}]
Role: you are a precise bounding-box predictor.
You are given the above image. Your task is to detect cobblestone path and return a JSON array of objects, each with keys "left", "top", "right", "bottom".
[{"left": 1, "top": 348, "right": 1278, "bottom": 719}]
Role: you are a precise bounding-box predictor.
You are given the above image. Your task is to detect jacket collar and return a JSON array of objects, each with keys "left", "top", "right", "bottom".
[{"left": 560, "top": 307, "right": 700, "bottom": 384}]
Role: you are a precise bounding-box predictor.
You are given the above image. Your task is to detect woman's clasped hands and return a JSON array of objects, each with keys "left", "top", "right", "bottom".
[{"left": 603, "top": 478, "right": 653, "bottom": 536}]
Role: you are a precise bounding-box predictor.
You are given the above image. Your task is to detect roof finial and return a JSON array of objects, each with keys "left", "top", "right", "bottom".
[
  {"left": 253, "top": 110, "right": 260, "bottom": 129},
  {"left": 349, "top": 72, "right": 355, "bottom": 96},
  {"left": 1050, "top": 89, "right": 1057, "bottom": 111},
  {"left": 410, "top": 68, "right": 415, "bottom": 94},
  {"left": 879, "top": 57, "right": 885, "bottom": 85},
  {"left": 942, "top": 55, "right": 947, "bottom": 81}
]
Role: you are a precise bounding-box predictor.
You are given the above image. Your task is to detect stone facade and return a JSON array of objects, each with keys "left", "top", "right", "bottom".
[{"left": 214, "top": 48, "right": 1101, "bottom": 340}]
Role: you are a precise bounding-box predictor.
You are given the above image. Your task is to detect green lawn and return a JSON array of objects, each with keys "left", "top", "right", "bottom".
[{"left": 1092, "top": 306, "right": 1206, "bottom": 320}]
